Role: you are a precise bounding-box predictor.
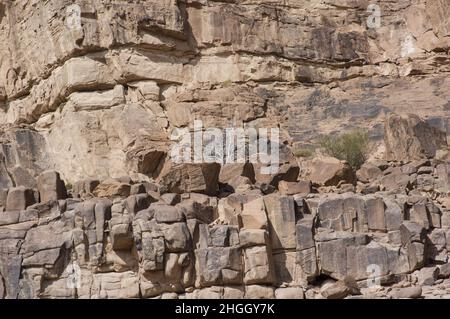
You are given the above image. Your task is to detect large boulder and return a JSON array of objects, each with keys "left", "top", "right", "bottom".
[
  {"left": 356, "top": 163, "right": 382, "bottom": 183},
  {"left": 253, "top": 144, "right": 299, "bottom": 187},
  {"left": 384, "top": 113, "right": 447, "bottom": 161},
  {"left": 219, "top": 163, "right": 255, "bottom": 190},
  {"left": 157, "top": 162, "right": 221, "bottom": 196},
  {"left": 93, "top": 179, "right": 131, "bottom": 198},
  {"left": 307, "top": 157, "right": 356, "bottom": 186}
]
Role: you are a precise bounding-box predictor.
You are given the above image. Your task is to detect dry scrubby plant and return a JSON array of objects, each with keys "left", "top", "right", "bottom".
[
  {"left": 293, "top": 148, "right": 314, "bottom": 158},
  {"left": 318, "top": 130, "right": 371, "bottom": 170}
]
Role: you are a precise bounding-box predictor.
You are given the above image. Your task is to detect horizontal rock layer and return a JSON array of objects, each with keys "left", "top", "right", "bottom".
[{"left": 0, "top": 0, "right": 449, "bottom": 299}]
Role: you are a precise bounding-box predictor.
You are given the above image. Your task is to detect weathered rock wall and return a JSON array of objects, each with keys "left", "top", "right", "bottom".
[
  {"left": 0, "top": 0, "right": 449, "bottom": 185},
  {"left": 0, "top": 0, "right": 449, "bottom": 299}
]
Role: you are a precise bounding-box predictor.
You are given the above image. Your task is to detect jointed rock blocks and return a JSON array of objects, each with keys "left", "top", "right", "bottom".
[
  {"left": 0, "top": 155, "right": 447, "bottom": 299},
  {"left": 0, "top": 0, "right": 449, "bottom": 299}
]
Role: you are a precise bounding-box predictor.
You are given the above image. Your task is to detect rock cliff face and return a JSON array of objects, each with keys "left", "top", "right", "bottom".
[{"left": 0, "top": 0, "right": 449, "bottom": 299}]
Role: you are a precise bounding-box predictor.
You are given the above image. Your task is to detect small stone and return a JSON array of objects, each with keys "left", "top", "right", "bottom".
[
  {"left": 278, "top": 180, "right": 311, "bottom": 195},
  {"left": 94, "top": 179, "right": 131, "bottom": 198},
  {"left": 239, "top": 229, "right": 268, "bottom": 247},
  {"left": 391, "top": 286, "right": 422, "bottom": 299},
  {"left": 320, "top": 280, "right": 350, "bottom": 299},
  {"left": 160, "top": 193, "right": 181, "bottom": 205},
  {"left": 275, "top": 287, "right": 305, "bottom": 299}
]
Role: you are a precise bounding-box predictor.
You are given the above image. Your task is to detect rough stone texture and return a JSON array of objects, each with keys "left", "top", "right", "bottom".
[
  {"left": 278, "top": 180, "right": 311, "bottom": 196},
  {"left": 307, "top": 157, "right": 356, "bottom": 187},
  {"left": 5, "top": 187, "right": 36, "bottom": 211},
  {"left": 0, "top": 0, "right": 449, "bottom": 300},
  {"left": 37, "top": 171, "right": 67, "bottom": 203},
  {"left": 384, "top": 114, "right": 448, "bottom": 161}
]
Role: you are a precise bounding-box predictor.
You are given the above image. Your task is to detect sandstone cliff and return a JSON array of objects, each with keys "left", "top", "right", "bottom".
[{"left": 0, "top": 0, "right": 449, "bottom": 299}]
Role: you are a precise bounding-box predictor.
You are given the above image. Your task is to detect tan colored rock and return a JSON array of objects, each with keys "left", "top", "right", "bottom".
[
  {"left": 241, "top": 197, "right": 268, "bottom": 230},
  {"left": 219, "top": 163, "right": 255, "bottom": 190},
  {"left": 243, "top": 246, "right": 274, "bottom": 285},
  {"left": 379, "top": 173, "right": 412, "bottom": 191},
  {"left": 92, "top": 272, "right": 140, "bottom": 299},
  {"left": 245, "top": 285, "right": 275, "bottom": 299},
  {"left": 157, "top": 162, "right": 221, "bottom": 196},
  {"left": 275, "top": 287, "right": 304, "bottom": 299},
  {"left": 0, "top": 0, "right": 450, "bottom": 300},
  {"left": 308, "top": 157, "right": 356, "bottom": 187},
  {"left": 93, "top": 179, "right": 131, "bottom": 198},
  {"left": 239, "top": 229, "right": 268, "bottom": 247},
  {"left": 37, "top": 171, "right": 67, "bottom": 203},
  {"left": 278, "top": 180, "right": 311, "bottom": 195},
  {"left": 320, "top": 280, "right": 351, "bottom": 299},
  {"left": 365, "top": 196, "right": 386, "bottom": 232},
  {"left": 356, "top": 164, "right": 382, "bottom": 183},
  {"left": 6, "top": 187, "right": 36, "bottom": 211},
  {"left": 264, "top": 194, "right": 297, "bottom": 250},
  {"left": 391, "top": 286, "right": 422, "bottom": 299},
  {"left": 384, "top": 113, "right": 447, "bottom": 161}
]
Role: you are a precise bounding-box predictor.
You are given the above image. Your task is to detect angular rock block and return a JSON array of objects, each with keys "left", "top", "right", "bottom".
[
  {"left": 356, "top": 163, "right": 382, "bottom": 183},
  {"left": 219, "top": 163, "right": 255, "bottom": 190},
  {"left": 239, "top": 229, "right": 268, "bottom": 247},
  {"left": 94, "top": 179, "right": 131, "bottom": 198},
  {"left": 141, "top": 232, "right": 165, "bottom": 272},
  {"left": 365, "top": 196, "right": 386, "bottom": 231},
  {"left": 91, "top": 272, "right": 139, "bottom": 299},
  {"left": 241, "top": 197, "right": 268, "bottom": 230},
  {"left": 275, "top": 287, "right": 304, "bottom": 299},
  {"left": 110, "top": 223, "right": 133, "bottom": 251},
  {"left": 157, "top": 162, "right": 221, "bottom": 196},
  {"left": 153, "top": 203, "right": 184, "bottom": 223},
  {"left": 278, "top": 180, "right": 311, "bottom": 195},
  {"left": 72, "top": 179, "right": 100, "bottom": 198},
  {"left": 197, "top": 247, "right": 242, "bottom": 286},
  {"left": 6, "top": 187, "right": 36, "bottom": 211},
  {"left": 264, "top": 194, "right": 296, "bottom": 250},
  {"left": 177, "top": 196, "right": 216, "bottom": 224},
  {"left": 243, "top": 246, "right": 274, "bottom": 285},
  {"left": 317, "top": 194, "right": 366, "bottom": 232},
  {"left": 296, "top": 216, "right": 315, "bottom": 251},
  {"left": 37, "top": 170, "right": 67, "bottom": 203},
  {"left": 308, "top": 157, "right": 356, "bottom": 186},
  {"left": 384, "top": 113, "right": 447, "bottom": 161}
]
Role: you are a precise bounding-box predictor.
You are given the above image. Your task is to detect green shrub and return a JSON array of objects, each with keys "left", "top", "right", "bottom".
[
  {"left": 293, "top": 148, "right": 314, "bottom": 158},
  {"left": 318, "top": 130, "right": 371, "bottom": 169}
]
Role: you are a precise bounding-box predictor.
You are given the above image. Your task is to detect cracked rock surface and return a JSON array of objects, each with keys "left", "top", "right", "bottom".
[{"left": 0, "top": 0, "right": 449, "bottom": 299}]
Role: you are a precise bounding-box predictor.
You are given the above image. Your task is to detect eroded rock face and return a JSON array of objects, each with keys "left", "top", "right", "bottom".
[
  {"left": 0, "top": 156, "right": 447, "bottom": 299},
  {"left": 307, "top": 157, "right": 356, "bottom": 187},
  {"left": 384, "top": 114, "right": 448, "bottom": 161},
  {"left": 0, "top": 0, "right": 448, "bottom": 186},
  {"left": 0, "top": 0, "right": 449, "bottom": 299}
]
